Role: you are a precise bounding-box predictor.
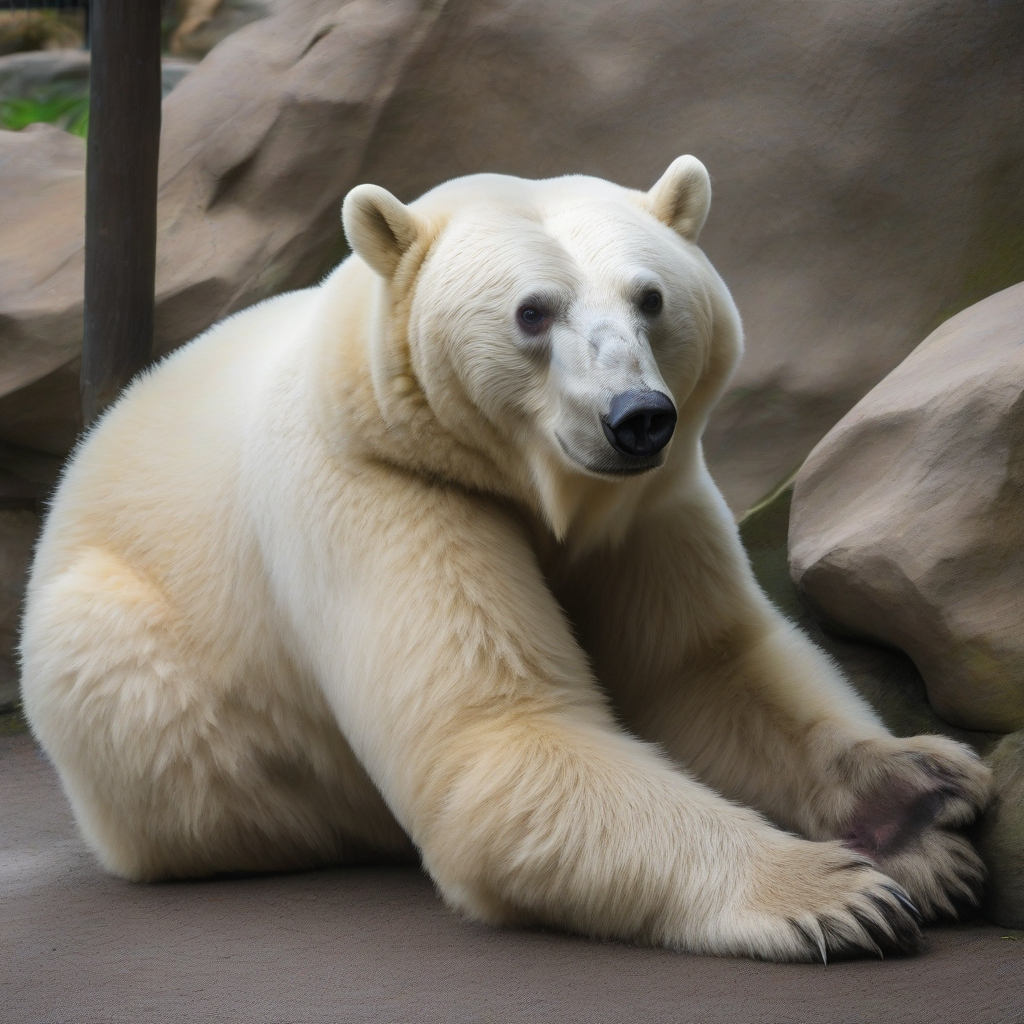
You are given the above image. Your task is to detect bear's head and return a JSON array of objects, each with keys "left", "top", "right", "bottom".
[{"left": 340, "top": 158, "right": 742, "bottom": 544}]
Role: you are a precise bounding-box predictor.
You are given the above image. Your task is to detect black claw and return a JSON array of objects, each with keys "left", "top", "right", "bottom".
[
  {"left": 809, "top": 908, "right": 919, "bottom": 963},
  {"left": 863, "top": 894, "right": 923, "bottom": 957},
  {"left": 947, "top": 879, "right": 984, "bottom": 921},
  {"left": 790, "top": 919, "right": 827, "bottom": 964},
  {"left": 884, "top": 885, "right": 923, "bottom": 924},
  {"left": 850, "top": 908, "right": 886, "bottom": 959},
  {"left": 817, "top": 915, "right": 853, "bottom": 959}
]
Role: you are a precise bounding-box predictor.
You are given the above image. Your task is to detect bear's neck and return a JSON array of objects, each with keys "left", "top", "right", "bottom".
[
  {"left": 306, "top": 260, "right": 701, "bottom": 554},
  {"left": 307, "top": 260, "right": 529, "bottom": 499}
]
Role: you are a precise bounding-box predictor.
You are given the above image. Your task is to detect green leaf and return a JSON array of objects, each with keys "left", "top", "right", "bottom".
[{"left": 0, "top": 89, "right": 89, "bottom": 137}]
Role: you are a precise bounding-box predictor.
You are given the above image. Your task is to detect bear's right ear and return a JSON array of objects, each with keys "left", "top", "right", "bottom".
[
  {"left": 342, "top": 184, "right": 420, "bottom": 279},
  {"left": 646, "top": 156, "right": 712, "bottom": 242}
]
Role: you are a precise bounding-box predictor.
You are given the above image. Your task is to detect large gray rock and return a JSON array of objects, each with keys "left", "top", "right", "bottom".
[
  {"left": 0, "top": 50, "right": 197, "bottom": 103},
  {"left": 0, "top": 440, "right": 60, "bottom": 711},
  {"left": 170, "top": 0, "right": 272, "bottom": 60},
  {"left": 0, "top": 439, "right": 64, "bottom": 711},
  {"left": 740, "top": 480, "right": 998, "bottom": 752},
  {"left": 0, "top": 11, "right": 82, "bottom": 56},
  {"left": 0, "top": 508, "right": 39, "bottom": 711},
  {"left": 0, "top": 48, "right": 90, "bottom": 100},
  {"left": 974, "top": 730, "right": 1024, "bottom": 928},
  {"left": 0, "top": 0, "right": 1022, "bottom": 510},
  {"left": 0, "top": 122, "right": 85, "bottom": 416},
  {"left": 789, "top": 283, "right": 1024, "bottom": 734}
]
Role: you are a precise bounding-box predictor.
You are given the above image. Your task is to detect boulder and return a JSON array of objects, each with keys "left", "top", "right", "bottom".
[
  {"left": 974, "top": 730, "right": 1024, "bottom": 928},
  {"left": 0, "top": 122, "right": 86, "bottom": 427},
  {"left": 170, "top": 0, "right": 272, "bottom": 60},
  {"left": 0, "top": 50, "right": 197, "bottom": 103},
  {"left": 161, "top": 59, "right": 197, "bottom": 99},
  {"left": 740, "top": 480, "right": 998, "bottom": 752},
  {"left": 0, "top": 440, "right": 62, "bottom": 712},
  {"left": 0, "top": 0, "right": 1022, "bottom": 511},
  {"left": 789, "top": 283, "right": 1024, "bottom": 734},
  {"left": 0, "top": 508, "right": 39, "bottom": 711},
  {"left": 0, "top": 48, "right": 89, "bottom": 101},
  {"left": 0, "top": 11, "right": 83, "bottom": 56}
]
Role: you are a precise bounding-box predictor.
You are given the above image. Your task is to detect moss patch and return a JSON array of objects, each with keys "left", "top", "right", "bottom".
[
  {"left": 0, "top": 701, "right": 28, "bottom": 736},
  {"left": 737, "top": 471, "right": 803, "bottom": 624},
  {"left": 927, "top": 158, "right": 1024, "bottom": 334}
]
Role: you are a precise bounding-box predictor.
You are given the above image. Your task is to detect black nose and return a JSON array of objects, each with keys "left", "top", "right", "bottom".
[{"left": 602, "top": 390, "right": 677, "bottom": 458}]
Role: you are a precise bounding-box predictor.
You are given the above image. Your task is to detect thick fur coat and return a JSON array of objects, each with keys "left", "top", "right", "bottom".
[{"left": 21, "top": 159, "right": 991, "bottom": 960}]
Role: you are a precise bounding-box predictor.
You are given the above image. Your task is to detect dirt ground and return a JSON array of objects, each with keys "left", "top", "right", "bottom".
[{"left": 3, "top": 729, "right": 1023, "bottom": 1024}]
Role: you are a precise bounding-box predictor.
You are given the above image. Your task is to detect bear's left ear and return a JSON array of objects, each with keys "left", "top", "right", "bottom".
[
  {"left": 342, "top": 184, "right": 421, "bottom": 279},
  {"left": 646, "top": 156, "right": 712, "bottom": 242}
]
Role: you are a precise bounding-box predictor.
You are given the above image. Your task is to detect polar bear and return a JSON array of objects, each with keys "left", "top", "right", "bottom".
[{"left": 21, "top": 158, "right": 990, "bottom": 961}]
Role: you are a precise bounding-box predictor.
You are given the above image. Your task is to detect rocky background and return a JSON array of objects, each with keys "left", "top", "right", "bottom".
[{"left": 0, "top": 0, "right": 1021, "bottom": 925}]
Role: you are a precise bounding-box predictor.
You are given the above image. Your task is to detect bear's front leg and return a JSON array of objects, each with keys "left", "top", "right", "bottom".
[
  {"left": 284, "top": 476, "right": 922, "bottom": 960},
  {"left": 549, "top": 486, "right": 992, "bottom": 922},
  {"left": 702, "top": 621, "right": 992, "bottom": 919}
]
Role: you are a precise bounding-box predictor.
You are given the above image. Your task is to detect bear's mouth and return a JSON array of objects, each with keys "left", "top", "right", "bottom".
[{"left": 555, "top": 434, "right": 665, "bottom": 478}]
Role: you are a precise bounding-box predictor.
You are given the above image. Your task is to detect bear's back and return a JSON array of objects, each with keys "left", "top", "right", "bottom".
[{"left": 30, "top": 285, "right": 326, "bottom": 643}]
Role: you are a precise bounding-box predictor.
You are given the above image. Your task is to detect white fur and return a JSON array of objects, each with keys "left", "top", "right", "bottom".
[{"left": 21, "top": 160, "right": 990, "bottom": 960}]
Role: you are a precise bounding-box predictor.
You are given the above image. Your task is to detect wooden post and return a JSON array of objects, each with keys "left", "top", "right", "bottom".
[{"left": 81, "top": 0, "right": 162, "bottom": 427}]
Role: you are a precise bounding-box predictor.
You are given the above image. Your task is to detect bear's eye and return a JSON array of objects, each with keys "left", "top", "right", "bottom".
[
  {"left": 517, "top": 305, "right": 550, "bottom": 334},
  {"left": 640, "top": 290, "right": 663, "bottom": 315}
]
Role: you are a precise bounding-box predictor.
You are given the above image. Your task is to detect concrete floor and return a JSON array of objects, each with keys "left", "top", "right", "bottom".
[{"left": 4, "top": 729, "right": 1023, "bottom": 1024}]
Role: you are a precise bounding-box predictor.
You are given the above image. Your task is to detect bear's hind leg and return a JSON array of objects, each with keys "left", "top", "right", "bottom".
[{"left": 21, "top": 547, "right": 406, "bottom": 880}]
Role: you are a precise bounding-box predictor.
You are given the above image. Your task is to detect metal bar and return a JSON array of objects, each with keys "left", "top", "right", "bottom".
[{"left": 80, "top": 0, "right": 161, "bottom": 426}]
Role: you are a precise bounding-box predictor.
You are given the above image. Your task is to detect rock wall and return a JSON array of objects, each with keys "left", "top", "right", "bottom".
[{"left": 1, "top": 0, "right": 1022, "bottom": 512}]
